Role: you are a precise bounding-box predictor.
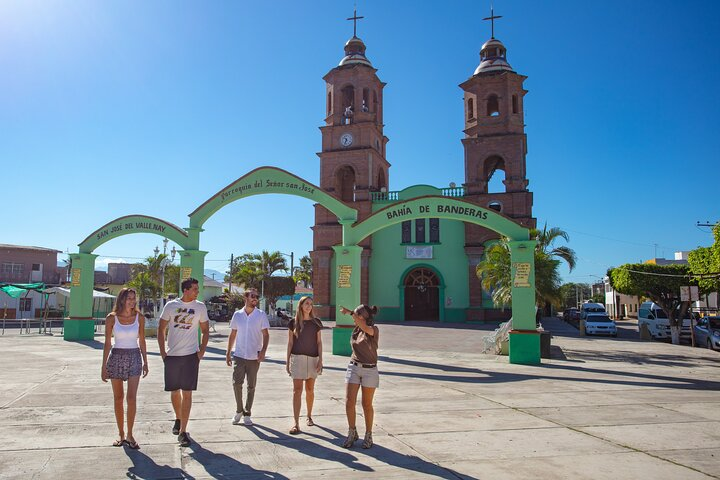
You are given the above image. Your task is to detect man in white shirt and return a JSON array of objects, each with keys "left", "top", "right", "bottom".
[
  {"left": 158, "top": 278, "right": 210, "bottom": 447},
  {"left": 225, "top": 288, "right": 270, "bottom": 426}
]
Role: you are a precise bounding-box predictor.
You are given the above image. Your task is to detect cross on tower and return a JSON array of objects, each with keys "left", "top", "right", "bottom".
[
  {"left": 482, "top": 6, "right": 502, "bottom": 39},
  {"left": 347, "top": 8, "right": 364, "bottom": 37}
]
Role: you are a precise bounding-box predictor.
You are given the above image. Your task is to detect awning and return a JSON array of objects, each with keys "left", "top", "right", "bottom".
[
  {"left": 43, "top": 287, "right": 116, "bottom": 299},
  {"left": 0, "top": 283, "right": 46, "bottom": 298}
]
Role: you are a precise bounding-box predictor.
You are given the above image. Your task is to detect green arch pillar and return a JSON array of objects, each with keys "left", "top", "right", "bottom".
[
  {"left": 332, "top": 245, "right": 361, "bottom": 356},
  {"left": 65, "top": 252, "right": 98, "bottom": 341},
  {"left": 179, "top": 249, "right": 208, "bottom": 300},
  {"left": 508, "top": 240, "right": 540, "bottom": 365}
]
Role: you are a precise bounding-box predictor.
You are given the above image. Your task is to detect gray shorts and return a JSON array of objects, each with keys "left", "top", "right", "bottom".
[{"left": 345, "top": 362, "right": 379, "bottom": 388}]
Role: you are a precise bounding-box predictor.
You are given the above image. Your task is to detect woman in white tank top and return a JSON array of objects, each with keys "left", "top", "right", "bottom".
[{"left": 101, "top": 288, "right": 148, "bottom": 449}]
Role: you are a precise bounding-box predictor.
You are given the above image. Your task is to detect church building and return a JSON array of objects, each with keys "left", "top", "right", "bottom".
[{"left": 311, "top": 12, "right": 536, "bottom": 322}]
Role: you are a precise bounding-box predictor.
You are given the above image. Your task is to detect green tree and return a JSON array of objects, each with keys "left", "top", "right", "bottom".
[
  {"left": 607, "top": 263, "right": 699, "bottom": 344},
  {"left": 295, "top": 255, "right": 312, "bottom": 288},
  {"left": 227, "top": 250, "right": 291, "bottom": 310},
  {"left": 688, "top": 222, "right": 720, "bottom": 295},
  {"left": 559, "top": 282, "right": 591, "bottom": 309},
  {"left": 476, "top": 224, "right": 577, "bottom": 309}
]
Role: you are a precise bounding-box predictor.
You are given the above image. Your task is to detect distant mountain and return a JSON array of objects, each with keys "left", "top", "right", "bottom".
[{"left": 204, "top": 269, "right": 226, "bottom": 282}]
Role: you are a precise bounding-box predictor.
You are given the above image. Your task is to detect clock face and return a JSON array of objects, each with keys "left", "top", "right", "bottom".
[{"left": 340, "top": 133, "right": 353, "bottom": 147}]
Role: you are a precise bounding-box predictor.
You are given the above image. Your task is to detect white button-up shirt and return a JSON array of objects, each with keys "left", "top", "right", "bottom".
[{"left": 230, "top": 307, "right": 270, "bottom": 360}]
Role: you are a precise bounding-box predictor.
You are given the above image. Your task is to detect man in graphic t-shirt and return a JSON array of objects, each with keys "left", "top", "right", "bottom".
[
  {"left": 158, "top": 277, "right": 209, "bottom": 448},
  {"left": 225, "top": 288, "right": 269, "bottom": 426}
]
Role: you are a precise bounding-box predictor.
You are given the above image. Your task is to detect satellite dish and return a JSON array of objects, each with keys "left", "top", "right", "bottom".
[{"left": 449, "top": 182, "right": 456, "bottom": 188}]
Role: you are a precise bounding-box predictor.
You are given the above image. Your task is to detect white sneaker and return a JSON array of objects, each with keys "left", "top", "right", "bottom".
[
  {"left": 232, "top": 412, "right": 243, "bottom": 425},
  {"left": 242, "top": 415, "right": 253, "bottom": 426}
]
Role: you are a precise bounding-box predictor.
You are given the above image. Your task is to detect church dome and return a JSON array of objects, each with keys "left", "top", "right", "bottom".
[
  {"left": 339, "top": 36, "right": 373, "bottom": 67},
  {"left": 473, "top": 37, "right": 514, "bottom": 75}
]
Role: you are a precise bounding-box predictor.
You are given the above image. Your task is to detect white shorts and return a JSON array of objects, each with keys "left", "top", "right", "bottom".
[
  {"left": 345, "top": 362, "right": 379, "bottom": 388},
  {"left": 289, "top": 354, "right": 320, "bottom": 380}
]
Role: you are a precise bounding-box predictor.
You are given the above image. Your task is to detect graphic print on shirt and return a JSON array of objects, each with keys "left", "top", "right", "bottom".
[{"left": 172, "top": 308, "right": 196, "bottom": 329}]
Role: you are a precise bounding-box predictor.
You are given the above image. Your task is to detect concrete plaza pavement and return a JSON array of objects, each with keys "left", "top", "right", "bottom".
[{"left": 0, "top": 317, "right": 719, "bottom": 479}]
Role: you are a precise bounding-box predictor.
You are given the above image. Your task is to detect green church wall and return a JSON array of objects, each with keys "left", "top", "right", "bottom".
[{"left": 367, "top": 186, "right": 472, "bottom": 322}]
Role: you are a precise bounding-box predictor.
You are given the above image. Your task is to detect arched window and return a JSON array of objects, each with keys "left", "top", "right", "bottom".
[
  {"left": 341, "top": 85, "right": 355, "bottom": 124},
  {"left": 512, "top": 95, "right": 518, "bottom": 114},
  {"left": 482, "top": 155, "right": 506, "bottom": 193},
  {"left": 488, "top": 201, "right": 503, "bottom": 212},
  {"left": 377, "top": 169, "right": 386, "bottom": 191},
  {"left": 327, "top": 92, "right": 332, "bottom": 117},
  {"left": 487, "top": 94, "right": 500, "bottom": 117},
  {"left": 373, "top": 90, "right": 378, "bottom": 113},
  {"left": 362, "top": 88, "right": 370, "bottom": 112},
  {"left": 336, "top": 166, "right": 356, "bottom": 202},
  {"left": 467, "top": 98, "right": 475, "bottom": 120}
]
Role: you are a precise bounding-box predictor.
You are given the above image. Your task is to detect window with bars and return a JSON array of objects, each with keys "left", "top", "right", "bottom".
[
  {"left": 401, "top": 221, "right": 411, "bottom": 243},
  {"left": 1, "top": 263, "right": 24, "bottom": 274},
  {"left": 429, "top": 218, "right": 440, "bottom": 243},
  {"left": 415, "top": 219, "right": 425, "bottom": 243}
]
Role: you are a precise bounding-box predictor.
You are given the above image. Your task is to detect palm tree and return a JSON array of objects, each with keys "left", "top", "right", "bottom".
[
  {"left": 296, "top": 255, "right": 312, "bottom": 288},
  {"left": 476, "top": 223, "right": 576, "bottom": 309}
]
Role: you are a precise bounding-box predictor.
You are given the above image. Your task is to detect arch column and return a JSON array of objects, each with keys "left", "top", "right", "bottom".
[
  {"left": 179, "top": 249, "right": 208, "bottom": 300},
  {"left": 332, "top": 245, "right": 361, "bottom": 356},
  {"left": 65, "top": 252, "right": 98, "bottom": 341},
  {"left": 508, "top": 240, "right": 539, "bottom": 365}
]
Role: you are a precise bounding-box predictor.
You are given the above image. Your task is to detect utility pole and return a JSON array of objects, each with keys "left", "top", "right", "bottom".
[
  {"left": 228, "top": 253, "right": 233, "bottom": 295},
  {"left": 289, "top": 252, "right": 294, "bottom": 314}
]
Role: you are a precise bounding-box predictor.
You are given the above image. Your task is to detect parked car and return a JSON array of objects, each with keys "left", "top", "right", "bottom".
[
  {"left": 580, "top": 302, "right": 606, "bottom": 319},
  {"left": 584, "top": 313, "right": 617, "bottom": 337},
  {"left": 563, "top": 308, "right": 580, "bottom": 321},
  {"left": 693, "top": 316, "right": 720, "bottom": 351},
  {"left": 638, "top": 301, "right": 692, "bottom": 340}
]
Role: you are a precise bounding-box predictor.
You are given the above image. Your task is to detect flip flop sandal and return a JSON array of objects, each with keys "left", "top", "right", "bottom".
[
  {"left": 126, "top": 439, "right": 140, "bottom": 450},
  {"left": 289, "top": 426, "right": 301, "bottom": 435},
  {"left": 113, "top": 439, "right": 125, "bottom": 447},
  {"left": 306, "top": 417, "right": 315, "bottom": 427}
]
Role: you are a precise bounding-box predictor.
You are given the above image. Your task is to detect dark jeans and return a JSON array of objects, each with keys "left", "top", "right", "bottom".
[{"left": 233, "top": 357, "right": 260, "bottom": 415}]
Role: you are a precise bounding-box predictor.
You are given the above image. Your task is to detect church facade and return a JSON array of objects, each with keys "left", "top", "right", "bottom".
[{"left": 311, "top": 19, "right": 536, "bottom": 323}]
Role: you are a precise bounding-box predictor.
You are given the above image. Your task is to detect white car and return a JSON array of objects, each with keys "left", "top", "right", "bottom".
[{"left": 584, "top": 313, "right": 617, "bottom": 337}]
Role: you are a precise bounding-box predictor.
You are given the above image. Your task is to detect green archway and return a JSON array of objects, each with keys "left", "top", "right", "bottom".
[
  {"left": 66, "top": 168, "right": 357, "bottom": 342},
  {"left": 189, "top": 167, "right": 357, "bottom": 228},
  {"left": 66, "top": 215, "right": 194, "bottom": 341},
  {"left": 332, "top": 195, "right": 539, "bottom": 365}
]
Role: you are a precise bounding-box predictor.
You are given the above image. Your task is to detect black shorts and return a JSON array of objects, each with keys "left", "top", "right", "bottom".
[{"left": 164, "top": 353, "right": 200, "bottom": 391}]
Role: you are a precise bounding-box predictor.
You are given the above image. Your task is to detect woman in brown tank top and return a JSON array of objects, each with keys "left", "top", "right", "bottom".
[{"left": 339, "top": 304, "right": 379, "bottom": 449}]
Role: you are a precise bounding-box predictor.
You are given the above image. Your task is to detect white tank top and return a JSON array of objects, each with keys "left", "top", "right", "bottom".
[{"left": 113, "top": 313, "right": 139, "bottom": 349}]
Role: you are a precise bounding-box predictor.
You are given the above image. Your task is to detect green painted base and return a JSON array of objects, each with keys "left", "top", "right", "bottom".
[
  {"left": 63, "top": 319, "right": 95, "bottom": 341},
  {"left": 332, "top": 328, "right": 353, "bottom": 356},
  {"left": 508, "top": 331, "right": 541, "bottom": 365}
]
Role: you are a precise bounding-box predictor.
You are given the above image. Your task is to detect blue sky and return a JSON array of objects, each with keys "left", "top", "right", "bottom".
[{"left": 1, "top": 0, "right": 718, "bottom": 284}]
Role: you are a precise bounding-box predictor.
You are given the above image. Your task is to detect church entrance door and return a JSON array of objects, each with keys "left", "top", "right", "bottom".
[{"left": 404, "top": 268, "right": 440, "bottom": 321}]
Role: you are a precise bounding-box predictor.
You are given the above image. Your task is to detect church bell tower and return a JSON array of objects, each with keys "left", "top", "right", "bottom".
[
  {"left": 312, "top": 11, "right": 390, "bottom": 319},
  {"left": 460, "top": 9, "right": 536, "bottom": 320}
]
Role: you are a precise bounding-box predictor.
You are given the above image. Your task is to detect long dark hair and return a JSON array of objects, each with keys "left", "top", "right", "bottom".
[
  {"left": 354, "top": 304, "right": 378, "bottom": 326},
  {"left": 112, "top": 287, "right": 139, "bottom": 315}
]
